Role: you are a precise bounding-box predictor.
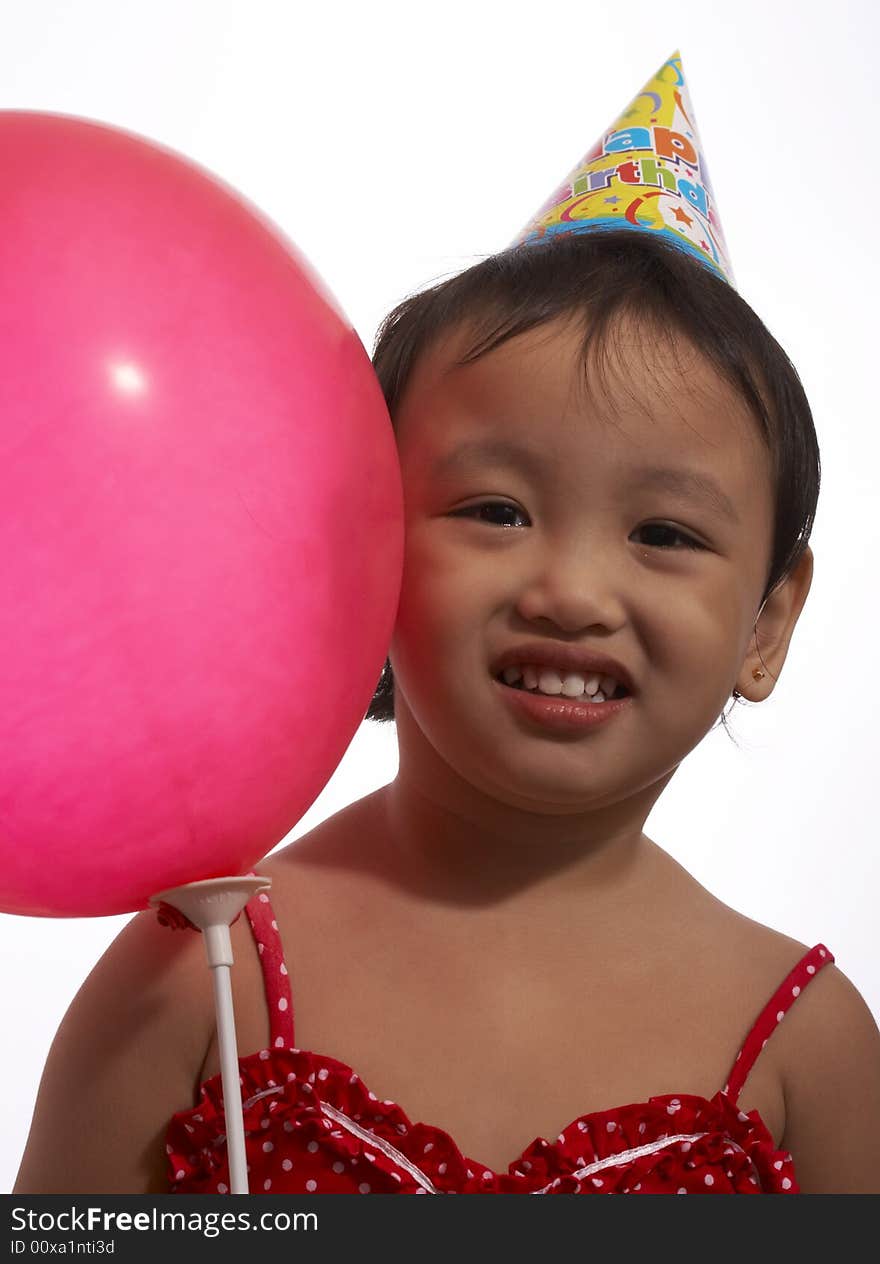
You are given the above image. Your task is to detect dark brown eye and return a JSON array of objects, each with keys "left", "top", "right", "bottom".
[
  {"left": 635, "top": 523, "right": 705, "bottom": 551},
  {"left": 452, "top": 501, "right": 529, "bottom": 528}
]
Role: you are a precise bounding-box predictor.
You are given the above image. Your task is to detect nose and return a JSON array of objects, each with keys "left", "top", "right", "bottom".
[{"left": 512, "top": 534, "right": 628, "bottom": 633}]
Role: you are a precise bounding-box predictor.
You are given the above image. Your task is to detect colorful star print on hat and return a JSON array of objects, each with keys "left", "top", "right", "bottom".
[{"left": 510, "top": 51, "right": 734, "bottom": 286}]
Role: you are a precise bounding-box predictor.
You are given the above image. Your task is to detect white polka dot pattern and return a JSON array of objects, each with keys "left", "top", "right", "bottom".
[
  {"left": 162, "top": 887, "right": 832, "bottom": 1197},
  {"left": 723, "top": 943, "right": 834, "bottom": 1108}
]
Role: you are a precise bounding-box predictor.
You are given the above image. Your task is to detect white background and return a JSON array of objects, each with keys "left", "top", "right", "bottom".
[{"left": 1, "top": 0, "right": 877, "bottom": 1193}]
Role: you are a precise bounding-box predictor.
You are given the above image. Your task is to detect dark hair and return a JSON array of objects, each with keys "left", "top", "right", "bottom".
[{"left": 363, "top": 228, "right": 820, "bottom": 744}]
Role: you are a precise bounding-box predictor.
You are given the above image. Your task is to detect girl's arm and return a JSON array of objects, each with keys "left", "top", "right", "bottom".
[
  {"left": 779, "top": 963, "right": 880, "bottom": 1193},
  {"left": 12, "top": 908, "right": 216, "bottom": 1194}
]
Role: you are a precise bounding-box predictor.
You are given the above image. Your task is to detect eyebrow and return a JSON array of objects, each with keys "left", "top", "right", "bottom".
[{"left": 431, "top": 437, "right": 741, "bottom": 525}]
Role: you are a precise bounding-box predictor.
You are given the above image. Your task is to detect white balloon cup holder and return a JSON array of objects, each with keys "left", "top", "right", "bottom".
[{"left": 149, "top": 874, "right": 271, "bottom": 1195}]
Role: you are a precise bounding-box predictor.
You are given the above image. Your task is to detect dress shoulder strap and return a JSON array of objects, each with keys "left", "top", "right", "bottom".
[
  {"left": 242, "top": 872, "right": 295, "bottom": 1050},
  {"left": 722, "top": 943, "right": 834, "bottom": 1103}
]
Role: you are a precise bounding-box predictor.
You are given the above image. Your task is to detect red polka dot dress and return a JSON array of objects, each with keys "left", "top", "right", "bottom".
[{"left": 164, "top": 880, "right": 833, "bottom": 1194}]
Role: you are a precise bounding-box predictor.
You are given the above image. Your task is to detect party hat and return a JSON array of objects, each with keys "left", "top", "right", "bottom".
[{"left": 510, "top": 51, "right": 734, "bottom": 286}]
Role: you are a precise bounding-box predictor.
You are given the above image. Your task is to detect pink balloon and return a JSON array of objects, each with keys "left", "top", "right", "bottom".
[{"left": 0, "top": 112, "right": 403, "bottom": 917}]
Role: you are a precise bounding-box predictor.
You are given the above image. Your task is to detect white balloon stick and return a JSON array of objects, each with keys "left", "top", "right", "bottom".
[{"left": 149, "top": 874, "right": 271, "bottom": 1196}]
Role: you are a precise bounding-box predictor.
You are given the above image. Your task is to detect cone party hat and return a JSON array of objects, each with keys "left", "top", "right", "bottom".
[{"left": 510, "top": 51, "right": 734, "bottom": 287}]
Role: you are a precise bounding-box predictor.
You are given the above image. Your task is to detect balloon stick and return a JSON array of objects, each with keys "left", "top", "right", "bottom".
[{"left": 149, "top": 874, "right": 270, "bottom": 1195}]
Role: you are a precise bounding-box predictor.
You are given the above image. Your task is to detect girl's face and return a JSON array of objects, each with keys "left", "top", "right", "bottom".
[{"left": 387, "top": 313, "right": 778, "bottom": 814}]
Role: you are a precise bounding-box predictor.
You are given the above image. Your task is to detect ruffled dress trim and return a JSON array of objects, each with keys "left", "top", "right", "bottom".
[
  {"left": 164, "top": 889, "right": 830, "bottom": 1195},
  {"left": 166, "top": 1044, "right": 799, "bottom": 1194}
]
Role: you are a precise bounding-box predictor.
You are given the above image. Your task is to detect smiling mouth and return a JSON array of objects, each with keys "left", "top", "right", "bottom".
[{"left": 493, "top": 673, "right": 630, "bottom": 702}]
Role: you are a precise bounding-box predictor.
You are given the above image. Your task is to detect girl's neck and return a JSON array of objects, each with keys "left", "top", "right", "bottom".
[{"left": 374, "top": 772, "right": 668, "bottom": 921}]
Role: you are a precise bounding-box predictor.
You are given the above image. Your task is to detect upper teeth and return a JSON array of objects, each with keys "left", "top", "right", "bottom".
[{"left": 500, "top": 665, "right": 621, "bottom": 700}]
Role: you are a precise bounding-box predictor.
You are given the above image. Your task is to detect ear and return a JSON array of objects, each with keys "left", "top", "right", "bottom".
[{"left": 739, "top": 546, "right": 813, "bottom": 700}]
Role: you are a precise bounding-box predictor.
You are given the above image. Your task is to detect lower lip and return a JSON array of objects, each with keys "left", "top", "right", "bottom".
[{"left": 493, "top": 677, "right": 633, "bottom": 732}]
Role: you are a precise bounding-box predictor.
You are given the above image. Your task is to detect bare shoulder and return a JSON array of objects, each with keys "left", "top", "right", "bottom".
[
  {"left": 648, "top": 850, "right": 818, "bottom": 1012},
  {"left": 14, "top": 906, "right": 218, "bottom": 1194},
  {"left": 17, "top": 794, "right": 386, "bottom": 1196},
  {"left": 255, "top": 788, "right": 392, "bottom": 921},
  {"left": 196, "top": 794, "right": 389, "bottom": 1083},
  {"left": 774, "top": 954, "right": 880, "bottom": 1193},
  {"left": 702, "top": 902, "right": 880, "bottom": 1193},
  {"left": 697, "top": 900, "right": 822, "bottom": 1045},
  {"left": 710, "top": 904, "right": 814, "bottom": 978}
]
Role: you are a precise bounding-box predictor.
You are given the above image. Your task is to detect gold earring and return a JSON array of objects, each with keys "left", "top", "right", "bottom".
[{"left": 752, "top": 669, "right": 765, "bottom": 680}]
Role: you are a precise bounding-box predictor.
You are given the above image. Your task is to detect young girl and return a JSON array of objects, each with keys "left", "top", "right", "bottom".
[{"left": 13, "top": 228, "right": 880, "bottom": 1196}]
